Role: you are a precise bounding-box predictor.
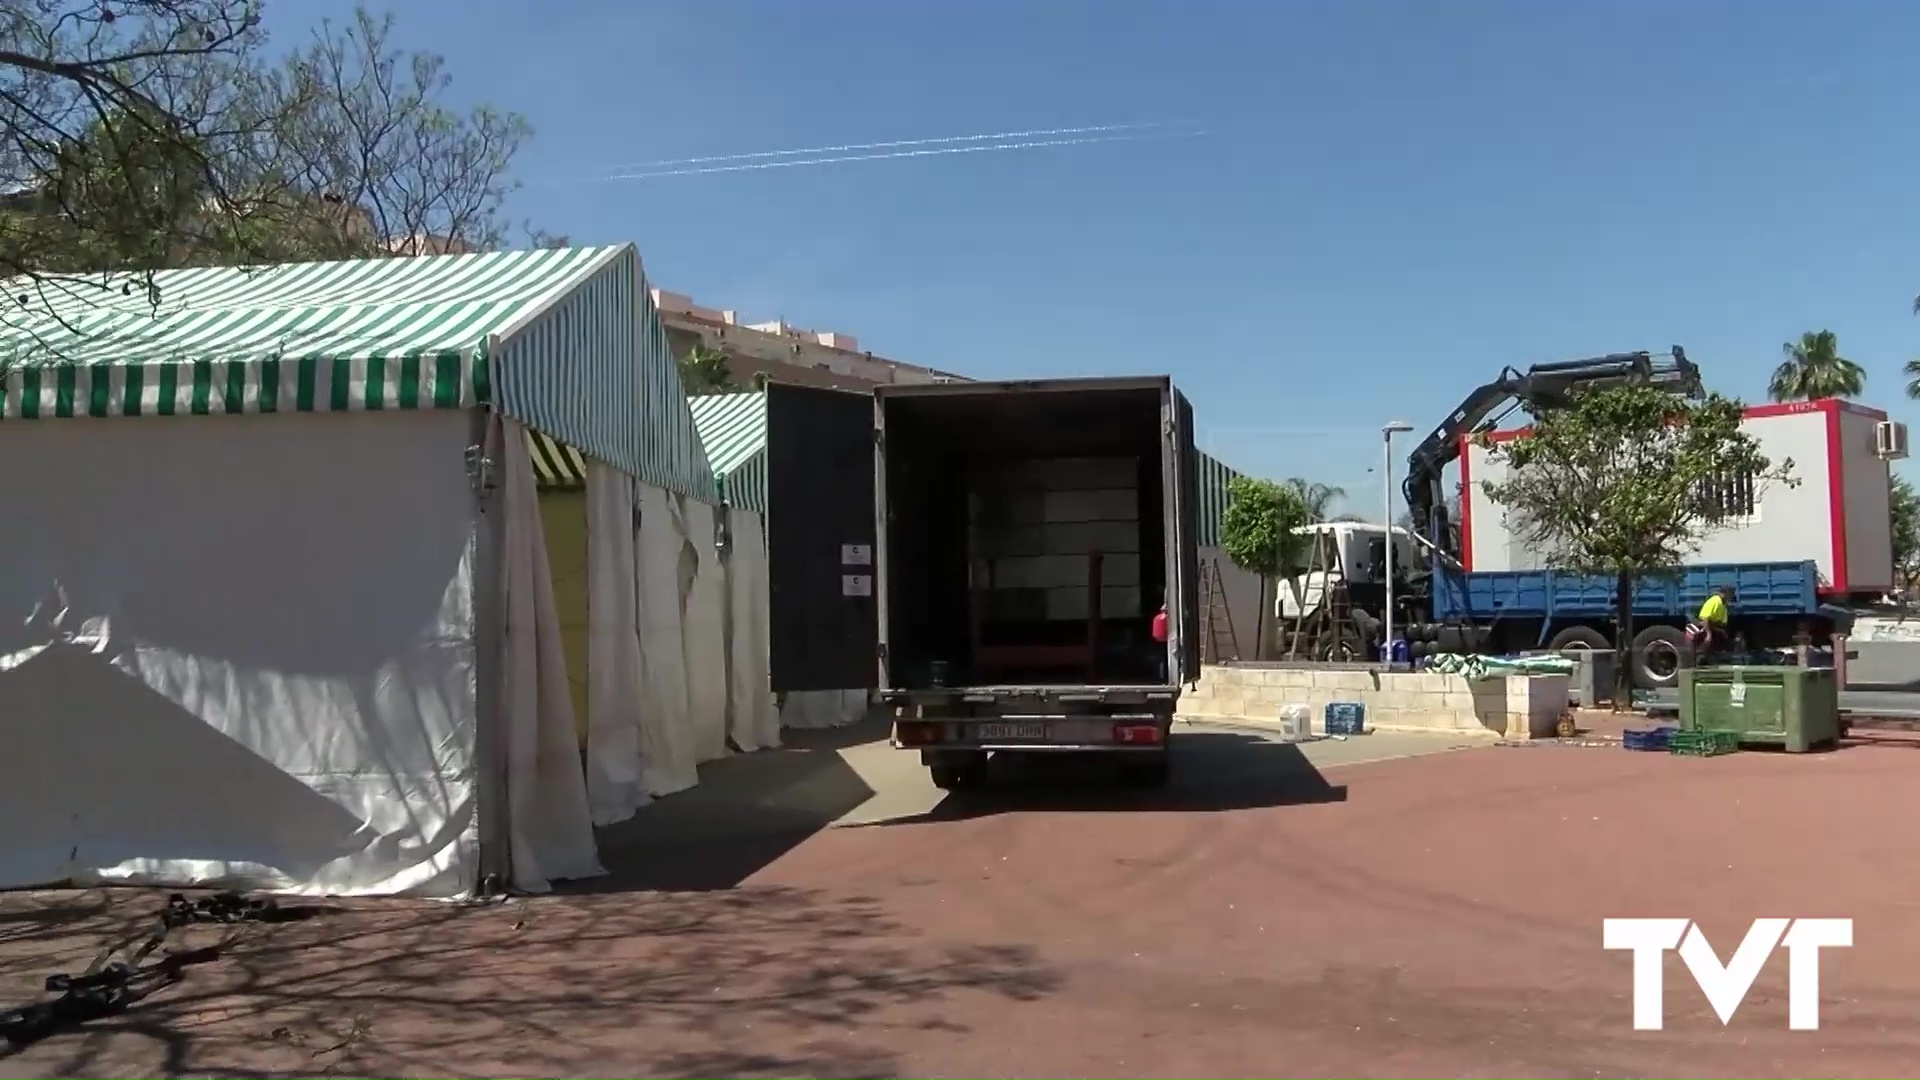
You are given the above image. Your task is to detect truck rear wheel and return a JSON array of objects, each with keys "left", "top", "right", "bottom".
[{"left": 1630, "top": 625, "right": 1688, "bottom": 689}]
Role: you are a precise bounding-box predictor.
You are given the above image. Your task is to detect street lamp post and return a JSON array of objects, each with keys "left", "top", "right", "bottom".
[{"left": 1382, "top": 421, "right": 1415, "bottom": 666}]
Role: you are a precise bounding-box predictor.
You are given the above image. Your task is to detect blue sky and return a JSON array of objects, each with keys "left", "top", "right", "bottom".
[{"left": 270, "top": 0, "right": 1920, "bottom": 515}]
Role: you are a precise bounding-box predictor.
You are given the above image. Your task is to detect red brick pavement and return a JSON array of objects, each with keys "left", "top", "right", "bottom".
[{"left": 4, "top": 738, "right": 1919, "bottom": 1078}]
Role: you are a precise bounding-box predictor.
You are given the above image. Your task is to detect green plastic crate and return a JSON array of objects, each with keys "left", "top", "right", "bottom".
[
  {"left": 1677, "top": 665, "right": 1840, "bottom": 753},
  {"left": 1668, "top": 728, "right": 1740, "bottom": 757}
]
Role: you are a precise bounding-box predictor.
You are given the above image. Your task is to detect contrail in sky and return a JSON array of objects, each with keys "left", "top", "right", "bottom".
[
  {"left": 596, "top": 128, "right": 1202, "bottom": 181},
  {"left": 601, "top": 122, "right": 1167, "bottom": 172}
]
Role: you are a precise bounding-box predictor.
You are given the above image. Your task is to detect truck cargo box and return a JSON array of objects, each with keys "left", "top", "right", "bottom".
[
  {"left": 877, "top": 378, "right": 1200, "bottom": 691},
  {"left": 761, "top": 377, "right": 1201, "bottom": 695},
  {"left": 1430, "top": 560, "right": 1821, "bottom": 624}
]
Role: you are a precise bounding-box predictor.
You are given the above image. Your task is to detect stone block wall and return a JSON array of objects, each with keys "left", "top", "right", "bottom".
[{"left": 1178, "top": 664, "right": 1569, "bottom": 739}]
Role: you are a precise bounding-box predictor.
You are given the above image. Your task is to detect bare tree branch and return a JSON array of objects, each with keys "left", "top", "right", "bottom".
[{"left": 0, "top": 0, "right": 535, "bottom": 351}]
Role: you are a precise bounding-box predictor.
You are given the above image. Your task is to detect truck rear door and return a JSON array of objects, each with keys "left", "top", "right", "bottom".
[
  {"left": 764, "top": 382, "right": 880, "bottom": 693},
  {"left": 1165, "top": 385, "right": 1202, "bottom": 684}
]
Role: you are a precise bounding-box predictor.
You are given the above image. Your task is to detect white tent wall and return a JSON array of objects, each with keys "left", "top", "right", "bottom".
[
  {"left": 489, "top": 416, "right": 603, "bottom": 891},
  {"left": 582, "top": 462, "right": 651, "bottom": 825},
  {"left": 679, "top": 496, "right": 730, "bottom": 763},
  {"left": 578, "top": 463, "right": 742, "bottom": 828},
  {"left": 636, "top": 482, "right": 701, "bottom": 796},
  {"left": 724, "top": 509, "right": 780, "bottom": 751},
  {"left": 0, "top": 410, "right": 487, "bottom": 896}
]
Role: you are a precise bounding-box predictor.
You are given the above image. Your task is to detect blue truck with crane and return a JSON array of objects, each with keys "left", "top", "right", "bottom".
[{"left": 1365, "top": 347, "right": 1857, "bottom": 690}]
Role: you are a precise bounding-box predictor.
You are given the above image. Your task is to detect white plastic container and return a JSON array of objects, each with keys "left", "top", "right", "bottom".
[{"left": 1278, "top": 703, "right": 1312, "bottom": 742}]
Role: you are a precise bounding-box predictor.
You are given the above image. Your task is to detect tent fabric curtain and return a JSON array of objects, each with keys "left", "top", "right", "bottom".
[
  {"left": 636, "top": 482, "right": 700, "bottom": 797},
  {"left": 724, "top": 508, "right": 779, "bottom": 752},
  {"left": 492, "top": 415, "right": 603, "bottom": 891},
  {"left": 582, "top": 461, "right": 651, "bottom": 826},
  {"left": 678, "top": 495, "right": 731, "bottom": 764}
]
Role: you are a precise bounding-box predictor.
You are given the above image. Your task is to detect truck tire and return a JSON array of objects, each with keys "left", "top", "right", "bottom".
[
  {"left": 1119, "top": 750, "right": 1171, "bottom": 787},
  {"left": 1316, "top": 627, "right": 1363, "bottom": 662},
  {"left": 1630, "top": 625, "right": 1688, "bottom": 690},
  {"left": 1549, "top": 626, "right": 1611, "bottom": 654}
]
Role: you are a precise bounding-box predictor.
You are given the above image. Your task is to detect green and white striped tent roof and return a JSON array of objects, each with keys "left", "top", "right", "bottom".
[
  {"left": 689, "top": 390, "right": 771, "bottom": 513},
  {"left": 0, "top": 244, "right": 720, "bottom": 503},
  {"left": 688, "top": 385, "right": 1246, "bottom": 540}
]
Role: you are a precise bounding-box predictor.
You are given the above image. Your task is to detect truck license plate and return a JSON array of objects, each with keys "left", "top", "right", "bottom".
[{"left": 977, "top": 722, "right": 1046, "bottom": 740}]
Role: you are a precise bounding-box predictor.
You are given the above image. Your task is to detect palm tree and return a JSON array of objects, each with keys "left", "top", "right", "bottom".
[
  {"left": 1283, "top": 478, "right": 1346, "bottom": 522},
  {"left": 1901, "top": 358, "right": 1920, "bottom": 401},
  {"left": 678, "top": 344, "right": 737, "bottom": 395},
  {"left": 1770, "top": 330, "right": 1864, "bottom": 402}
]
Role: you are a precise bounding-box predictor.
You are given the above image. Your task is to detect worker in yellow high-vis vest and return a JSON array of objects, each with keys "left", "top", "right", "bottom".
[{"left": 1693, "top": 585, "right": 1735, "bottom": 655}]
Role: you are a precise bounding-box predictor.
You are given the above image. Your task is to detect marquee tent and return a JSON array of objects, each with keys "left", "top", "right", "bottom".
[{"left": 0, "top": 244, "right": 721, "bottom": 897}]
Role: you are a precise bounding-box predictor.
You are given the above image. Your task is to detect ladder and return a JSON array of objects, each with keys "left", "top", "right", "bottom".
[
  {"left": 1286, "top": 530, "right": 1359, "bottom": 661},
  {"left": 1200, "top": 557, "right": 1241, "bottom": 663}
]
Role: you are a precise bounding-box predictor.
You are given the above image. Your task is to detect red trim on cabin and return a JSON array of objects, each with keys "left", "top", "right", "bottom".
[
  {"left": 1745, "top": 398, "right": 1887, "bottom": 423},
  {"left": 1482, "top": 427, "right": 1531, "bottom": 444}
]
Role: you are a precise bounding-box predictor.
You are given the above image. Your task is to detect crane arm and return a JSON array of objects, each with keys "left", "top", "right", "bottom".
[{"left": 1403, "top": 346, "right": 1701, "bottom": 563}]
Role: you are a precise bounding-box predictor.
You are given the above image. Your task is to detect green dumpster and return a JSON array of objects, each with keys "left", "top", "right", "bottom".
[{"left": 1677, "top": 666, "right": 1840, "bottom": 753}]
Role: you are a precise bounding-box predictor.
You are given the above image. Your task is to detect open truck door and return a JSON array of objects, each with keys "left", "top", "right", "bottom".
[
  {"left": 1164, "top": 384, "right": 1202, "bottom": 685},
  {"left": 765, "top": 382, "right": 880, "bottom": 694}
]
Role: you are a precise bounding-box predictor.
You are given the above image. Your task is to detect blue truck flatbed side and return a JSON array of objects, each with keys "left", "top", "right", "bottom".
[{"left": 1430, "top": 560, "right": 1821, "bottom": 627}]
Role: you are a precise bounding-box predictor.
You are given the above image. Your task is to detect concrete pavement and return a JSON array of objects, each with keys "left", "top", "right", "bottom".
[
  {"left": 11, "top": 719, "right": 1920, "bottom": 1077},
  {"left": 805, "top": 717, "right": 1485, "bottom": 827}
]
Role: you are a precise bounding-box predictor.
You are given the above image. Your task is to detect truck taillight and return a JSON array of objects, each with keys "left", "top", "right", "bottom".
[
  {"left": 896, "top": 722, "right": 941, "bottom": 745},
  {"left": 1112, "top": 722, "right": 1162, "bottom": 745}
]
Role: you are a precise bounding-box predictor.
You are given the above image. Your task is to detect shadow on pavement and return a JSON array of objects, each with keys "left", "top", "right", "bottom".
[
  {"left": 867, "top": 729, "right": 1347, "bottom": 826},
  {"left": 0, "top": 883, "right": 1059, "bottom": 1078},
  {"left": 579, "top": 719, "right": 887, "bottom": 894}
]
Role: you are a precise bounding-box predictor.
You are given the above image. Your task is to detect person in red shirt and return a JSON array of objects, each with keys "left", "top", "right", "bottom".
[{"left": 1150, "top": 602, "right": 1170, "bottom": 682}]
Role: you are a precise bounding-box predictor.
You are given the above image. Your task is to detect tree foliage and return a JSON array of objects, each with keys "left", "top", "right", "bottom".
[
  {"left": 258, "top": 9, "right": 528, "bottom": 257},
  {"left": 1900, "top": 357, "right": 1920, "bottom": 402},
  {"left": 1219, "top": 475, "right": 1310, "bottom": 661},
  {"left": 1892, "top": 475, "right": 1920, "bottom": 592},
  {"left": 1478, "top": 385, "right": 1794, "bottom": 706},
  {"left": 1283, "top": 477, "right": 1345, "bottom": 523},
  {"left": 1220, "top": 475, "right": 1309, "bottom": 579},
  {"left": 678, "top": 343, "right": 737, "bottom": 395},
  {"left": 0, "top": 1, "right": 531, "bottom": 319},
  {"left": 1769, "top": 330, "right": 1864, "bottom": 402}
]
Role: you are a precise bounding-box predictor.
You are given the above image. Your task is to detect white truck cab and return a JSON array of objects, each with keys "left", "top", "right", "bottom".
[{"left": 1277, "top": 522, "right": 1419, "bottom": 619}]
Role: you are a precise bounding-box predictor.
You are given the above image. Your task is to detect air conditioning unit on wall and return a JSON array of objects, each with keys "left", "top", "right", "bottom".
[{"left": 1875, "top": 420, "right": 1910, "bottom": 461}]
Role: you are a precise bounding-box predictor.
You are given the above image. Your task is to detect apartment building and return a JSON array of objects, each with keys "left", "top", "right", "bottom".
[{"left": 651, "top": 288, "right": 969, "bottom": 391}]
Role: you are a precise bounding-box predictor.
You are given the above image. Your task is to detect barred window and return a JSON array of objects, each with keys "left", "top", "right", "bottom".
[{"left": 1697, "top": 467, "right": 1757, "bottom": 520}]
